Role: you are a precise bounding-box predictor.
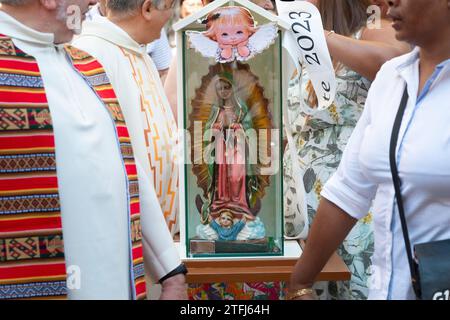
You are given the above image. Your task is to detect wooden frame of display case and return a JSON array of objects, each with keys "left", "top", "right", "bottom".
[{"left": 175, "top": 239, "right": 350, "bottom": 283}]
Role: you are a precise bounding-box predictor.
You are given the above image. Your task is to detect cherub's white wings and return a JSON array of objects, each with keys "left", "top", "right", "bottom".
[
  {"left": 185, "top": 31, "right": 219, "bottom": 59},
  {"left": 247, "top": 22, "right": 279, "bottom": 58}
]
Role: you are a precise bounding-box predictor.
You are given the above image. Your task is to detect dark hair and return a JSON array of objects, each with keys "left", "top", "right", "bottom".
[{"left": 318, "top": 0, "right": 372, "bottom": 36}]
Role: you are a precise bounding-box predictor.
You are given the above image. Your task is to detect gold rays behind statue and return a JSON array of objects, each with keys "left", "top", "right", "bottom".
[{"left": 188, "top": 62, "right": 273, "bottom": 202}]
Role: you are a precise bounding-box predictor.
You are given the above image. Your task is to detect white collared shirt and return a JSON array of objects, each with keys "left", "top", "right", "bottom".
[
  {"left": 322, "top": 48, "right": 450, "bottom": 300},
  {"left": 146, "top": 30, "right": 172, "bottom": 71}
]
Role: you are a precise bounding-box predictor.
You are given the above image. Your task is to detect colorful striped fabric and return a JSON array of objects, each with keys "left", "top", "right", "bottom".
[
  {"left": 0, "top": 34, "right": 66, "bottom": 299},
  {"left": 0, "top": 35, "right": 146, "bottom": 299},
  {"left": 64, "top": 45, "right": 146, "bottom": 300}
]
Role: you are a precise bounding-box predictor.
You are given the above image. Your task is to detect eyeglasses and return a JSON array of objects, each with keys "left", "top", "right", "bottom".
[{"left": 154, "top": 0, "right": 177, "bottom": 11}]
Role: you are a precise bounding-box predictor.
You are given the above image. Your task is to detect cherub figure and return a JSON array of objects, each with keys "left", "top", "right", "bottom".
[
  {"left": 186, "top": 6, "right": 278, "bottom": 63},
  {"left": 196, "top": 209, "right": 265, "bottom": 241},
  {"left": 208, "top": 211, "right": 247, "bottom": 241},
  {"left": 204, "top": 7, "right": 256, "bottom": 60}
]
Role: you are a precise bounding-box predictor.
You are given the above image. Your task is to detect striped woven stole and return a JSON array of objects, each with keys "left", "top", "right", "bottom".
[
  {"left": 0, "top": 34, "right": 66, "bottom": 299},
  {"left": 64, "top": 45, "right": 146, "bottom": 300},
  {"left": 0, "top": 35, "right": 146, "bottom": 299}
]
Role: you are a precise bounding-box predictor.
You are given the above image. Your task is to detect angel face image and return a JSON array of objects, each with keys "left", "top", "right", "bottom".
[
  {"left": 204, "top": 7, "right": 256, "bottom": 60},
  {"left": 216, "top": 25, "right": 251, "bottom": 47},
  {"left": 186, "top": 6, "right": 279, "bottom": 63}
]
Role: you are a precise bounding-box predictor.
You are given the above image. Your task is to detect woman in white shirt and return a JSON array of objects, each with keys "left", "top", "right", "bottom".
[{"left": 288, "top": 0, "right": 450, "bottom": 300}]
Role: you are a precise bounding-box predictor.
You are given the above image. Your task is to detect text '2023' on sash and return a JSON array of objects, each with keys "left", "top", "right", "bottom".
[{"left": 276, "top": 0, "right": 336, "bottom": 113}]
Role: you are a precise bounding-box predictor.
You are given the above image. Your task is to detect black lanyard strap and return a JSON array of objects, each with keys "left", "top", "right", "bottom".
[{"left": 389, "top": 85, "right": 422, "bottom": 299}]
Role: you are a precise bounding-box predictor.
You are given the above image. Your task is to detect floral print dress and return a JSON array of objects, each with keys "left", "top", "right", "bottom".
[{"left": 283, "top": 31, "right": 374, "bottom": 300}]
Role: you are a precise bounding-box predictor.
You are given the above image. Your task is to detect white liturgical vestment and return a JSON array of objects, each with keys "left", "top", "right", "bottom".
[
  {"left": 74, "top": 18, "right": 179, "bottom": 236},
  {"left": 0, "top": 11, "right": 180, "bottom": 299}
]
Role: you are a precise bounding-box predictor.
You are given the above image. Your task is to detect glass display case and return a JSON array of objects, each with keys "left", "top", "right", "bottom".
[{"left": 174, "top": 0, "right": 289, "bottom": 258}]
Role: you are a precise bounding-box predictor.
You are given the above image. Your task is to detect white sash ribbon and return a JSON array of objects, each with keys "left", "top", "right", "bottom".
[
  {"left": 277, "top": 0, "right": 336, "bottom": 112},
  {"left": 276, "top": 0, "right": 336, "bottom": 239}
]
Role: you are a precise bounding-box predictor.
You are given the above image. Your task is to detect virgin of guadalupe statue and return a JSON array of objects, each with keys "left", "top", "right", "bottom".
[
  {"left": 189, "top": 63, "right": 273, "bottom": 241},
  {"left": 201, "top": 72, "right": 258, "bottom": 223}
]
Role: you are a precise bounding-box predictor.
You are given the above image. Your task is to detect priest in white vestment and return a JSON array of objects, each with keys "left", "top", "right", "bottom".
[
  {"left": 73, "top": 0, "right": 180, "bottom": 238},
  {"left": 0, "top": 0, "right": 186, "bottom": 300},
  {"left": 85, "top": 0, "right": 173, "bottom": 82}
]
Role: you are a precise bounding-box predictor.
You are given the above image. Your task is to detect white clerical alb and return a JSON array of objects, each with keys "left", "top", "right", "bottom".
[
  {"left": 0, "top": 11, "right": 131, "bottom": 299},
  {"left": 73, "top": 17, "right": 180, "bottom": 238},
  {"left": 0, "top": 11, "right": 181, "bottom": 299}
]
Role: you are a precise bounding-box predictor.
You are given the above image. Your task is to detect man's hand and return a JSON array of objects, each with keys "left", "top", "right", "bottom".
[{"left": 160, "top": 274, "right": 188, "bottom": 300}]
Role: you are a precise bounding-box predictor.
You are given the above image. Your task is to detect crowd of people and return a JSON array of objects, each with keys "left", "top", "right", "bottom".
[{"left": 0, "top": 0, "right": 448, "bottom": 300}]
